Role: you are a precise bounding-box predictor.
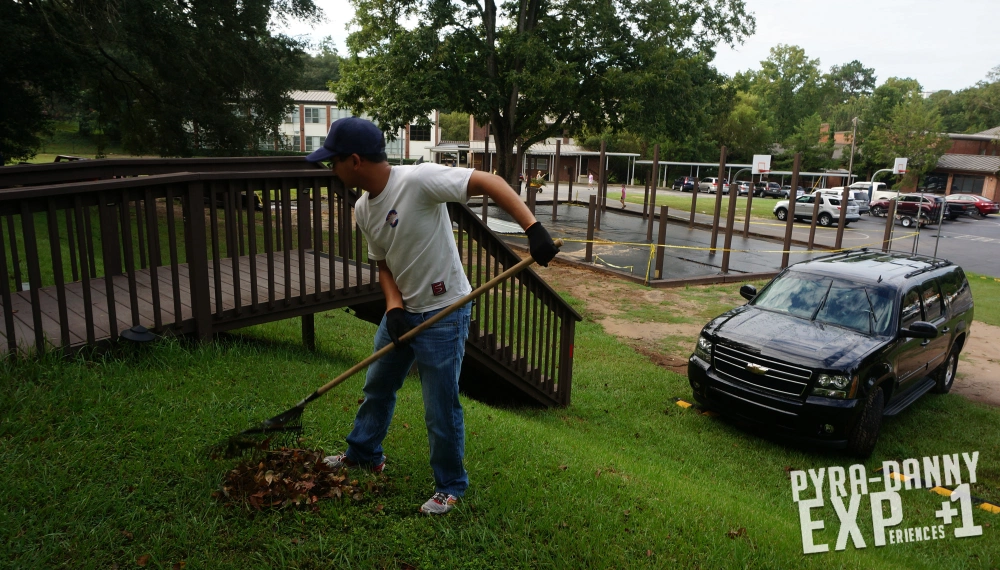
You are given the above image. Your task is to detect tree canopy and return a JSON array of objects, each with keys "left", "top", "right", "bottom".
[
  {"left": 2, "top": 0, "right": 320, "bottom": 162},
  {"left": 335, "top": 0, "right": 754, "bottom": 184}
]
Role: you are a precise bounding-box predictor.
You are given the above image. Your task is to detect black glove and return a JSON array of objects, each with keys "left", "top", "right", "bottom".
[
  {"left": 386, "top": 308, "right": 412, "bottom": 347},
  {"left": 525, "top": 222, "right": 558, "bottom": 267}
]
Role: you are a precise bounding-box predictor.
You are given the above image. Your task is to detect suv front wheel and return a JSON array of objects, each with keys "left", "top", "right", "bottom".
[
  {"left": 775, "top": 207, "right": 788, "bottom": 221},
  {"left": 846, "top": 386, "right": 884, "bottom": 458}
]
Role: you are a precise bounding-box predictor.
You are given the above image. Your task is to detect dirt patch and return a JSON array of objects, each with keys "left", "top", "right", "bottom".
[
  {"left": 537, "top": 258, "right": 999, "bottom": 408},
  {"left": 953, "top": 322, "right": 1000, "bottom": 407}
]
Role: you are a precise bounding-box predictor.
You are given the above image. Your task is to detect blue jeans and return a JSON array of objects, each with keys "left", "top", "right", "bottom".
[{"left": 345, "top": 303, "right": 471, "bottom": 497}]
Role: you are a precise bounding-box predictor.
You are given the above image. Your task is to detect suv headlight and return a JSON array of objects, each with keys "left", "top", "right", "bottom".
[
  {"left": 694, "top": 336, "right": 713, "bottom": 361},
  {"left": 811, "top": 374, "right": 857, "bottom": 399}
]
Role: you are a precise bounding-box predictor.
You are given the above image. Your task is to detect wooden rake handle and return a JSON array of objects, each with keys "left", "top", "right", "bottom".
[{"left": 310, "top": 238, "right": 563, "bottom": 399}]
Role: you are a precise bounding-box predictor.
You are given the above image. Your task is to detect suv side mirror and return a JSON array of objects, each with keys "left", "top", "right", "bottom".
[
  {"left": 900, "top": 321, "right": 938, "bottom": 339},
  {"left": 739, "top": 284, "right": 757, "bottom": 301}
]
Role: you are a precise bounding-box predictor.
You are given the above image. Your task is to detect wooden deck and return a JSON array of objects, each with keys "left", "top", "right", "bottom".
[{"left": 0, "top": 250, "right": 379, "bottom": 354}]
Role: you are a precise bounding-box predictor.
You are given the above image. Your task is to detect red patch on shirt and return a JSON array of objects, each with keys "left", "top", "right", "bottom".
[{"left": 431, "top": 281, "right": 447, "bottom": 296}]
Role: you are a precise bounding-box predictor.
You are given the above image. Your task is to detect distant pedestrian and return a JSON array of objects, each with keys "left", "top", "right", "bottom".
[
  {"left": 620, "top": 182, "right": 626, "bottom": 209},
  {"left": 588, "top": 172, "right": 594, "bottom": 189}
]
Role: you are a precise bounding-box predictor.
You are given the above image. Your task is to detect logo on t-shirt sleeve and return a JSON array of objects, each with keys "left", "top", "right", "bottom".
[
  {"left": 431, "top": 281, "right": 447, "bottom": 296},
  {"left": 386, "top": 210, "right": 399, "bottom": 228}
]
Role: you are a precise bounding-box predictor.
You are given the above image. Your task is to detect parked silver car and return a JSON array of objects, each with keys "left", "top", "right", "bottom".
[{"left": 773, "top": 194, "right": 860, "bottom": 226}]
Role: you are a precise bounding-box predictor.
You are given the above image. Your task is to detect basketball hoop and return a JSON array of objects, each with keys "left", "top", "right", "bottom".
[
  {"left": 892, "top": 157, "right": 908, "bottom": 175},
  {"left": 752, "top": 154, "right": 772, "bottom": 176}
]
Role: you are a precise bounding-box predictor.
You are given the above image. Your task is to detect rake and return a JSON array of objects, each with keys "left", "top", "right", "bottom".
[{"left": 219, "top": 240, "right": 562, "bottom": 458}]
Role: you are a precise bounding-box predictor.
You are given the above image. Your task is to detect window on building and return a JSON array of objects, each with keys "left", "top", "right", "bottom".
[
  {"left": 304, "top": 107, "right": 325, "bottom": 124},
  {"left": 304, "top": 136, "right": 324, "bottom": 152},
  {"left": 951, "top": 174, "right": 985, "bottom": 195},
  {"left": 921, "top": 172, "right": 948, "bottom": 192},
  {"left": 285, "top": 108, "right": 300, "bottom": 124},
  {"left": 410, "top": 124, "right": 431, "bottom": 141},
  {"left": 293, "top": 135, "right": 301, "bottom": 150}
]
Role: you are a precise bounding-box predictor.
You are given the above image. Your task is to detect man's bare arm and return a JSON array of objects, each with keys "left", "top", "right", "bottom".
[
  {"left": 467, "top": 171, "right": 538, "bottom": 230},
  {"left": 377, "top": 260, "right": 404, "bottom": 312}
]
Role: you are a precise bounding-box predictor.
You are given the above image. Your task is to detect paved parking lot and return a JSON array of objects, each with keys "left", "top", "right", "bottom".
[{"left": 486, "top": 186, "right": 1000, "bottom": 279}]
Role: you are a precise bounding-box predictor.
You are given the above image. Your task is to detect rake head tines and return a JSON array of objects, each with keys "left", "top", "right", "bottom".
[{"left": 213, "top": 404, "right": 305, "bottom": 459}]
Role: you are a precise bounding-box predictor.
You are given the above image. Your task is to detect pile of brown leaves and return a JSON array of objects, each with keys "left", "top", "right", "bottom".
[{"left": 214, "top": 448, "right": 386, "bottom": 510}]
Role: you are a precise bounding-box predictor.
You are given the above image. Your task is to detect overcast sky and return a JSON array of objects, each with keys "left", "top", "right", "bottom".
[{"left": 275, "top": 0, "right": 1000, "bottom": 93}]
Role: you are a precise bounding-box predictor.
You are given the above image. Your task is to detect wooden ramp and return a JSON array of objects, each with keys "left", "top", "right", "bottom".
[{"left": 0, "top": 250, "right": 379, "bottom": 353}]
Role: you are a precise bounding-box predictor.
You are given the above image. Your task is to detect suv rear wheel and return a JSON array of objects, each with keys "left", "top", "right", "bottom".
[
  {"left": 846, "top": 386, "right": 884, "bottom": 458},
  {"left": 933, "top": 346, "right": 959, "bottom": 394},
  {"left": 818, "top": 213, "right": 833, "bottom": 227},
  {"left": 871, "top": 205, "right": 885, "bottom": 217}
]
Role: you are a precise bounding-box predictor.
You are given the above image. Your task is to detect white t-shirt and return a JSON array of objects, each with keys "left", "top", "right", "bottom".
[{"left": 355, "top": 163, "right": 474, "bottom": 312}]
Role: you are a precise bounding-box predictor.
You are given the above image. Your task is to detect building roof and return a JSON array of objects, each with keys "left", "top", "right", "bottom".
[
  {"left": 289, "top": 90, "right": 338, "bottom": 104},
  {"left": 430, "top": 140, "right": 639, "bottom": 157},
  {"left": 976, "top": 127, "right": 1000, "bottom": 137},
  {"left": 936, "top": 154, "right": 1000, "bottom": 174}
]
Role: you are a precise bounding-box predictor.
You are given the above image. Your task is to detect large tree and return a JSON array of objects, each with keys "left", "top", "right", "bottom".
[
  {"left": 335, "top": 0, "right": 753, "bottom": 185},
  {"left": 3, "top": 0, "right": 319, "bottom": 160},
  {"left": 745, "top": 45, "right": 823, "bottom": 140},
  {"left": 863, "top": 93, "right": 951, "bottom": 189}
]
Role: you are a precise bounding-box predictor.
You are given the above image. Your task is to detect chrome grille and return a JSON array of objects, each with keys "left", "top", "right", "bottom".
[{"left": 713, "top": 344, "right": 812, "bottom": 397}]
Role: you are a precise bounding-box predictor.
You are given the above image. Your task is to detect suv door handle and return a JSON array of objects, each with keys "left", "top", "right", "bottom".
[
  {"left": 941, "top": 326, "right": 950, "bottom": 333},
  {"left": 921, "top": 339, "right": 931, "bottom": 347}
]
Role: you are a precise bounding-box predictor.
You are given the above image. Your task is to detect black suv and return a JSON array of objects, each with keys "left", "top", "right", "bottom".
[{"left": 688, "top": 250, "right": 974, "bottom": 457}]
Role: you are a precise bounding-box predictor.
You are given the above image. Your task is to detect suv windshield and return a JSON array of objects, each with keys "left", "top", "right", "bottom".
[{"left": 751, "top": 272, "right": 895, "bottom": 335}]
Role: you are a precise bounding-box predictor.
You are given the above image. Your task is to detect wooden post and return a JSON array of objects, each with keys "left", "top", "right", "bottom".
[
  {"left": 655, "top": 205, "right": 668, "bottom": 279},
  {"left": 688, "top": 172, "right": 699, "bottom": 228},
  {"left": 585, "top": 195, "right": 596, "bottom": 262},
  {"left": 742, "top": 180, "right": 755, "bottom": 238},
  {"left": 807, "top": 195, "right": 821, "bottom": 250},
  {"left": 881, "top": 200, "right": 897, "bottom": 252},
  {"left": 302, "top": 313, "right": 316, "bottom": 351},
  {"left": 780, "top": 153, "right": 801, "bottom": 268},
  {"left": 596, "top": 140, "right": 606, "bottom": 230},
  {"left": 646, "top": 144, "right": 660, "bottom": 240},
  {"left": 835, "top": 184, "right": 851, "bottom": 249},
  {"left": 709, "top": 146, "right": 727, "bottom": 253},
  {"left": 185, "top": 182, "right": 213, "bottom": 342},
  {"left": 721, "top": 181, "right": 739, "bottom": 274},
  {"left": 552, "top": 140, "right": 561, "bottom": 221}
]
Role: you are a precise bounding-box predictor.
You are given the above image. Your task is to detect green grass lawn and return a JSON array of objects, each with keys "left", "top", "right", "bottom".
[
  {"left": 968, "top": 272, "right": 1000, "bottom": 327},
  {"left": 2, "top": 290, "right": 998, "bottom": 568}
]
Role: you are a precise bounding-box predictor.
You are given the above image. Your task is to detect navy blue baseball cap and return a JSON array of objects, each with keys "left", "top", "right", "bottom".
[{"left": 305, "top": 117, "right": 386, "bottom": 162}]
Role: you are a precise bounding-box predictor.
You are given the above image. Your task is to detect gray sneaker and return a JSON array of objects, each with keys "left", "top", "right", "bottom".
[
  {"left": 322, "top": 453, "right": 385, "bottom": 474},
  {"left": 419, "top": 492, "right": 458, "bottom": 515}
]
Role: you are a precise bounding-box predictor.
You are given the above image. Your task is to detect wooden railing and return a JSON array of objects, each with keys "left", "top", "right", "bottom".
[
  {"left": 0, "top": 156, "right": 321, "bottom": 188},
  {"left": 0, "top": 165, "right": 579, "bottom": 406}
]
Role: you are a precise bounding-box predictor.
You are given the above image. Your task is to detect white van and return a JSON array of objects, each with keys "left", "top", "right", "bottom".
[{"left": 815, "top": 187, "right": 871, "bottom": 214}]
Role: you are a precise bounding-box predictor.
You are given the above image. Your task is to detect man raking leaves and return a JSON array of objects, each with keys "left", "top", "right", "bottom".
[{"left": 306, "top": 118, "right": 558, "bottom": 514}]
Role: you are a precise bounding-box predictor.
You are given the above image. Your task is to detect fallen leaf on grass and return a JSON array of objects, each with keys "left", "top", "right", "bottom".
[
  {"left": 727, "top": 527, "right": 747, "bottom": 539},
  {"left": 647, "top": 550, "right": 653, "bottom": 557},
  {"left": 559, "top": 465, "right": 568, "bottom": 470},
  {"left": 121, "top": 530, "right": 133, "bottom": 540},
  {"left": 172, "top": 562, "right": 187, "bottom": 570},
  {"left": 136, "top": 554, "right": 151, "bottom": 566}
]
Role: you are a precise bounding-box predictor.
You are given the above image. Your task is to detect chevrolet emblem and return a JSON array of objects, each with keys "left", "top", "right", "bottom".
[{"left": 746, "top": 363, "right": 769, "bottom": 375}]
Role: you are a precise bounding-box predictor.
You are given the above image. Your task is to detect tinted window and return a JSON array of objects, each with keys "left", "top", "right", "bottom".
[
  {"left": 920, "top": 280, "right": 943, "bottom": 321},
  {"left": 797, "top": 196, "right": 814, "bottom": 204},
  {"left": 828, "top": 198, "right": 841, "bottom": 206},
  {"left": 753, "top": 273, "right": 895, "bottom": 335},
  {"left": 900, "top": 288, "right": 922, "bottom": 329},
  {"left": 939, "top": 268, "right": 973, "bottom": 312}
]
